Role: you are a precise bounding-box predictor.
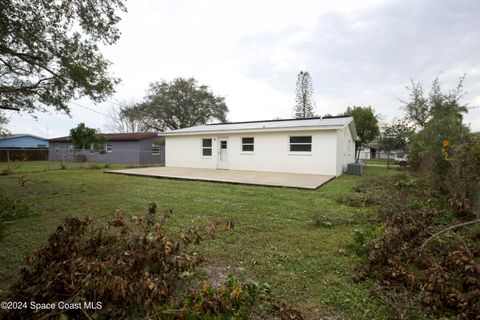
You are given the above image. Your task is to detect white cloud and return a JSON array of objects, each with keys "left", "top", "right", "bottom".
[{"left": 7, "top": 0, "right": 480, "bottom": 136}]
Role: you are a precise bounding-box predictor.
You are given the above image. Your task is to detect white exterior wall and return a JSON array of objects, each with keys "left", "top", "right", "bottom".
[
  {"left": 335, "top": 126, "right": 355, "bottom": 175},
  {"left": 358, "top": 147, "right": 372, "bottom": 160},
  {"left": 166, "top": 134, "right": 219, "bottom": 169},
  {"left": 166, "top": 130, "right": 340, "bottom": 175}
]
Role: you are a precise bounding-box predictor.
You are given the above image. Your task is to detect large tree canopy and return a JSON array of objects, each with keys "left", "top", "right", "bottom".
[
  {"left": 0, "top": 0, "right": 126, "bottom": 114},
  {"left": 378, "top": 119, "right": 413, "bottom": 166},
  {"left": 404, "top": 76, "right": 469, "bottom": 174},
  {"left": 70, "top": 123, "right": 97, "bottom": 150},
  {"left": 128, "top": 78, "right": 229, "bottom": 131},
  {"left": 343, "top": 106, "right": 379, "bottom": 160},
  {"left": 344, "top": 105, "right": 379, "bottom": 148}
]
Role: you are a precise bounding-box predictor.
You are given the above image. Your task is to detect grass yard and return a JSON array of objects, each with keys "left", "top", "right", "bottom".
[
  {"left": 0, "top": 160, "right": 133, "bottom": 174},
  {"left": 363, "top": 158, "right": 395, "bottom": 165},
  {"left": 0, "top": 161, "right": 397, "bottom": 319}
]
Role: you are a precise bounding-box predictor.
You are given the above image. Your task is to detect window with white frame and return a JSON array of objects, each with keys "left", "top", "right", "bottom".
[
  {"left": 105, "top": 144, "right": 112, "bottom": 153},
  {"left": 68, "top": 144, "right": 74, "bottom": 154},
  {"left": 289, "top": 136, "right": 312, "bottom": 152},
  {"left": 202, "top": 138, "right": 212, "bottom": 156},
  {"left": 152, "top": 143, "right": 161, "bottom": 155},
  {"left": 89, "top": 145, "right": 95, "bottom": 154},
  {"left": 241, "top": 137, "right": 254, "bottom": 152}
]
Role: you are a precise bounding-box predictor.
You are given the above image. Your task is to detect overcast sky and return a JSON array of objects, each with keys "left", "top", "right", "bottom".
[{"left": 7, "top": 0, "right": 480, "bottom": 137}]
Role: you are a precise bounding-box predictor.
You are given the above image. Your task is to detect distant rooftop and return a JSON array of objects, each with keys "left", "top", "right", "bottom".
[
  {"left": 166, "top": 117, "right": 357, "bottom": 138},
  {"left": 0, "top": 134, "right": 47, "bottom": 140},
  {"left": 49, "top": 132, "right": 159, "bottom": 142}
]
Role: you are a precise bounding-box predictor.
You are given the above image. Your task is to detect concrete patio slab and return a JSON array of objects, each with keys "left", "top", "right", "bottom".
[{"left": 105, "top": 167, "right": 334, "bottom": 190}]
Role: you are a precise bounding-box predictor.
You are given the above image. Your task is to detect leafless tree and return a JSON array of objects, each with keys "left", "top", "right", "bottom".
[{"left": 104, "top": 101, "right": 148, "bottom": 133}]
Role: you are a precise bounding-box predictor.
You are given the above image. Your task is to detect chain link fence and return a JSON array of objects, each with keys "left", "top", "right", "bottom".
[
  {"left": 0, "top": 147, "right": 165, "bottom": 165},
  {"left": 49, "top": 147, "right": 165, "bottom": 165},
  {"left": 0, "top": 148, "right": 49, "bottom": 162}
]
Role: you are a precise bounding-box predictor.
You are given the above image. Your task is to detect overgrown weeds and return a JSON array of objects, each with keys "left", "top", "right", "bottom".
[
  {"left": 88, "top": 163, "right": 103, "bottom": 169},
  {"left": 351, "top": 170, "right": 480, "bottom": 319},
  {"left": 87, "top": 163, "right": 111, "bottom": 169},
  {"left": 313, "top": 213, "right": 353, "bottom": 228},
  {"left": 1, "top": 167, "right": 12, "bottom": 176},
  {"left": 0, "top": 194, "right": 33, "bottom": 238},
  {"left": 160, "top": 275, "right": 270, "bottom": 319}
]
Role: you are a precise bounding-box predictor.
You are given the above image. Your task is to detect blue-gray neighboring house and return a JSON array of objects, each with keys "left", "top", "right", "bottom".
[
  {"left": 0, "top": 134, "right": 48, "bottom": 148},
  {"left": 48, "top": 132, "right": 165, "bottom": 165}
]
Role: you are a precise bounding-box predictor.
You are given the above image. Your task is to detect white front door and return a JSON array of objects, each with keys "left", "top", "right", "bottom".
[{"left": 217, "top": 138, "right": 229, "bottom": 169}]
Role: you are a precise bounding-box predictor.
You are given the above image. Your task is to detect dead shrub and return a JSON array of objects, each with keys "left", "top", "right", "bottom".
[
  {"left": 1, "top": 203, "right": 296, "bottom": 319},
  {"left": 0, "top": 204, "right": 231, "bottom": 319},
  {"left": 354, "top": 177, "right": 480, "bottom": 319}
]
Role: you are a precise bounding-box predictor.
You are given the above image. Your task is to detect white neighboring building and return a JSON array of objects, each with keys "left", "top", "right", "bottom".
[
  {"left": 358, "top": 144, "right": 379, "bottom": 160},
  {"left": 164, "top": 117, "right": 358, "bottom": 177}
]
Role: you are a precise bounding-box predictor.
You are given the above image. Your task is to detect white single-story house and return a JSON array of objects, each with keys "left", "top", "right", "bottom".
[
  {"left": 164, "top": 117, "right": 358, "bottom": 177},
  {"left": 358, "top": 143, "right": 379, "bottom": 160}
]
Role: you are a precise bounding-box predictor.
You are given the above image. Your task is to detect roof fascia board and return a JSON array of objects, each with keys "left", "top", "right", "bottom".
[{"left": 165, "top": 125, "right": 341, "bottom": 136}]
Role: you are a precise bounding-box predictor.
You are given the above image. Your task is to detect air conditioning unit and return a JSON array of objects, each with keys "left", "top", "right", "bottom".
[{"left": 347, "top": 163, "right": 363, "bottom": 175}]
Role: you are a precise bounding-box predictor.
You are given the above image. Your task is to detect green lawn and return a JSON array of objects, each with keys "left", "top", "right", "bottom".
[
  {"left": 0, "top": 161, "right": 396, "bottom": 319},
  {"left": 0, "top": 160, "right": 137, "bottom": 174},
  {"left": 363, "top": 158, "right": 394, "bottom": 165}
]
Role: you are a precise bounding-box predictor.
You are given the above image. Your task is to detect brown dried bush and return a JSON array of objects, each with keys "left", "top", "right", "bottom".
[
  {"left": 354, "top": 174, "right": 480, "bottom": 319},
  {"left": 1, "top": 204, "right": 214, "bottom": 319}
]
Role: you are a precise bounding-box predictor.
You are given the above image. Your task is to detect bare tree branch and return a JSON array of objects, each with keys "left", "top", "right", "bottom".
[
  {"left": 0, "top": 106, "right": 20, "bottom": 111},
  {"left": 0, "top": 77, "right": 54, "bottom": 93},
  {"left": 0, "top": 45, "right": 67, "bottom": 83},
  {"left": 420, "top": 219, "right": 480, "bottom": 251}
]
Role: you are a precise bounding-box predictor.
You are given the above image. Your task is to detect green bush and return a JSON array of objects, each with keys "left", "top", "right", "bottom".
[
  {"left": 394, "top": 174, "right": 418, "bottom": 189},
  {"left": 160, "top": 275, "right": 270, "bottom": 319},
  {"left": 1, "top": 167, "right": 13, "bottom": 176},
  {"left": 351, "top": 226, "right": 382, "bottom": 256},
  {"left": 446, "top": 133, "right": 480, "bottom": 216}
]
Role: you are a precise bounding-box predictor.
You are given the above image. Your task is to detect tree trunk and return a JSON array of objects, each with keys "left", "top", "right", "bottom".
[{"left": 354, "top": 141, "right": 357, "bottom": 163}]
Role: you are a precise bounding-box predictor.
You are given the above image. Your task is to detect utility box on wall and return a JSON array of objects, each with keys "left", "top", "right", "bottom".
[{"left": 347, "top": 163, "right": 363, "bottom": 175}]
